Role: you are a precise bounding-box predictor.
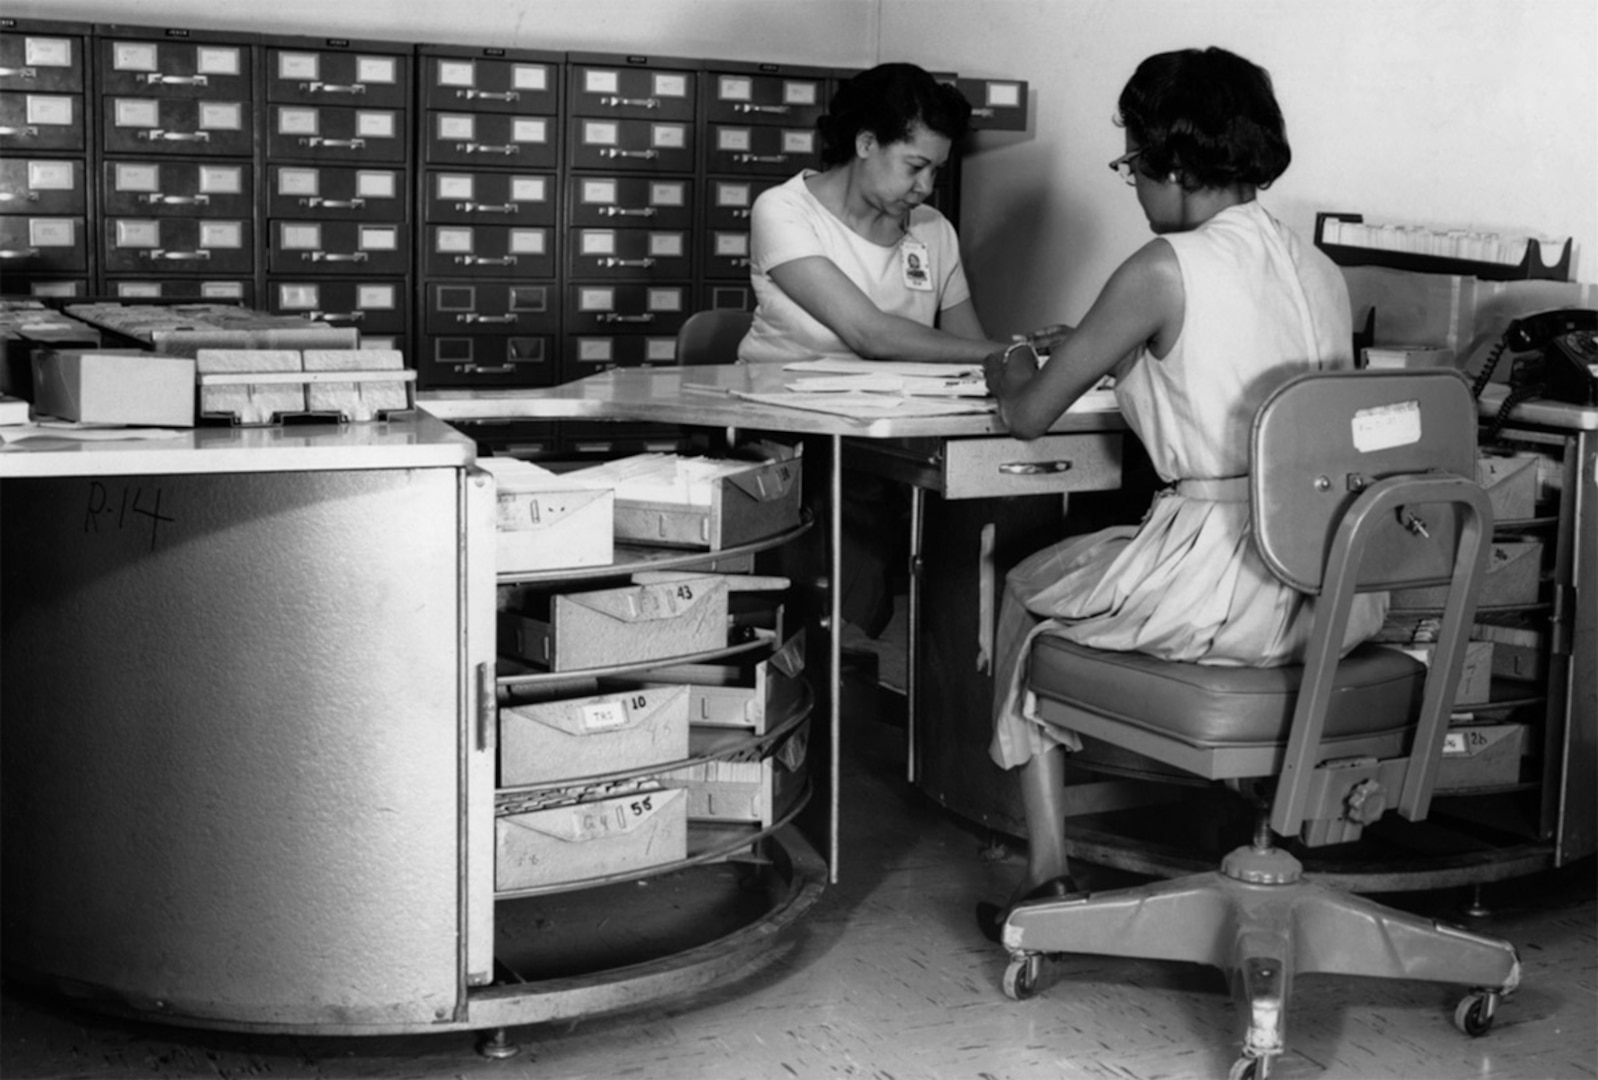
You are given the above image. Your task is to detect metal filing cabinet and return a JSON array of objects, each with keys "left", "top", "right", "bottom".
[
  {"left": 0, "top": 17, "right": 92, "bottom": 299},
  {"left": 416, "top": 44, "right": 562, "bottom": 388},
  {"left": 95, "top": 24, "right": 256, "bottom": 302},
  {"left": 698, "top": 60, "right": 831, "bottom": 315},
  {"left": 262, "top": 33, "right": 411, "bottom": 355},
  {"left": 563, "top": 52, "right": 699, "bottom": 385}
]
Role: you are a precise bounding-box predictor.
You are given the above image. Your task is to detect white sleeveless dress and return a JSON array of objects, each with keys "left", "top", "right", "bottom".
[{"left": 989, "top": 200, "right": 1387, "bottom": 768}]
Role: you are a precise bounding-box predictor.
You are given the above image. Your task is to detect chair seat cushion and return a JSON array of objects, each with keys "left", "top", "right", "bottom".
[{"left": 1028, "top": 637, "right": 1425, "bottom": 749}]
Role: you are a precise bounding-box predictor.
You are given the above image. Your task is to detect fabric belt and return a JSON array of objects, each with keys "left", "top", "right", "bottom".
[{"left": 1172, "top": 476, "right": 1250, "bottom": 501}]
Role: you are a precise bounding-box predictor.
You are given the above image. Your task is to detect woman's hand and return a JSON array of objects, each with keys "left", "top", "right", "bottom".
[
  {"left": 1026, "top": 324, "right": 1075, "bottom": 356},
  {"left": 984, "top": 340, "right": 1042, "bottom": 428}
]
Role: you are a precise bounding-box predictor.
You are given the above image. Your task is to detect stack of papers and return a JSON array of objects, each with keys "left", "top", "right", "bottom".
[{"left": 568, "top": 453, "right": 756, "bottom": 506}]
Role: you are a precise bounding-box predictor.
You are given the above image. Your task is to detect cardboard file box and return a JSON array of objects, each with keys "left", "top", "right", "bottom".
[
  {"left": 1433, "top": 723, "right": 1525, "bottom": 791},
  {"left": 505, "top": 575, "right": 730, "bottom": 671},
  {"left": 495, "top": 787, "right": 686, "bottom": 890},
  {"left": 642, "top": 630, "right": 807, "bottom": 735},
  {"left": 480, "top": 457, "right": 615, "bottom": 574},
  {"left": 1476, "top": 452, "right": 1539, "bottom": 523},
  {"left": 1379, "top": 639, "right": 1494, "bottom": 706},
  {"left": 32, "top": 348, "right": 195, "bottom": 426},
  {"left": 663, "top": 758, "right": 805, "bottom": 823},
  {"left": 1393, "top": 541, "right": 1542, "bottom": 610},
  {"left": 576, "top": 448, "right": 803, "bottom": 551},
  {"left": 1473, "top": 621, "right": 1547, "bottom": 682},
  {"left": 500, "top": 684, "right": 690, "bottom": 786}
]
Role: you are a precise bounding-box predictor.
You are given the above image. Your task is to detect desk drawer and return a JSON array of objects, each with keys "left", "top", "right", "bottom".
[{"left": 942, "top": 433, "right": 1123, "bottom": 499}]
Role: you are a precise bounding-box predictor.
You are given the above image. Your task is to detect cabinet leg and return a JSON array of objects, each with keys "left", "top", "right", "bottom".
[
  {"left": 1463, "top": 882, "right": 1492, "bottom": 919},
  {"left": 477, "top": 1027, "right": 521, "bottom": 1059}
]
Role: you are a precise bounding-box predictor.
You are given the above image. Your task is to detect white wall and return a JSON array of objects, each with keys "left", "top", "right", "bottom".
[
  {"left": 883, "top": 0, "right": 1598, "bottom": 334},
  {"left": 13, "top": 0, "right": 1596, "bottom": 339}
]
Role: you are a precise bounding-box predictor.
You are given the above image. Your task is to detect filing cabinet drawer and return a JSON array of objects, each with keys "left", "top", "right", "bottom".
[
  {"left": 104, "top": 216, "right": 253, "bottom": 274},
  {"left": 567, "top": 226, "right": 690, "bottom": 280},
  {"left": 17, "top": 278, "right": 89, "bottom": 299},
  {"left": 941, "top": 433, "right": 1124, "bottom": 499},
  {"left": 265, "top": 42, "right": 409, "bottom": 110},
  {"left": 426, "top": 281, "right": 558, "bottom": 335},
  {"left": 108, "top": 277, "right": 254, "bottom": 304},
  {"left": 0, "top": 157, "right": 85, "bottom": 214},
  {"left": 704, "top": 123, "right": 818, "bottom": 177},
  {"left": 103, "top": 96, "right": 252, "bottom": 157},
  {"left": 269, "top": 220, "right": 410, "bottom": 275},
  {"left": 957, "top": 77, "right": 1029, "bottom": 131},
  {"left": 567, "top": 281, "right": 688, "bottom": 337},
  {"left": 425, "top": 169, "right": 555, "bottom": 226},
  {"left": 703, "top": 68, "right": 828, "bottom": 127},
  {"left": 0, "top": 28, "right": 84, "bottom": 93},
  {"left": 703, "top": 177, "right": 779, "bottom": 229},
  {"left": 423, "top": 48, "right": 560, "bottom": 115},
  {"left": 0, "top": 215, "right": 85, "bottom": 272},
  {"left": 424, "top": 223, "right": 554, "bottom": 278},
  {"left": 267, "top": 103, "right": 405, "bottom": 163},
  {"left": 568, "top": 58, "right": 697, "bottom": 122},
  {"left": 568, "top": 116, "right": 694, "bottom": 173},
  {"left": 268, "top": 163, "right": 406, "bottom": 221},
  {"left": 98, "top": 32, "right": 253, "bottom": 101},
  {"left": 702, "top": 227, "right": 752, "bottom": 279},
  {"left": 269, "top": 278, "right": 409, "bottom": 339},
  {"left": 0, "top": 91, "right": 84, "bottom": 152},
  {"left": 104, "top": 159, "right": 252, "bottom": 217},
  {"left": 421, "top": 333, "right": 557, "bottom": 387},
  {"left": 423, "top": 110, "right": 557, "bottom": 168},
  {"left": 567, "top": 175, "right": 692, "bottom": 230},
  {"left": 563, "top": 332, "right": 679, "bottom": 378}
]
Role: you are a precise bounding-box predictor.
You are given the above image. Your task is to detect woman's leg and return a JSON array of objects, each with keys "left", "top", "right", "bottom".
[{"left": 1015, "top": 742, "right": 1070, "bottom": 903}]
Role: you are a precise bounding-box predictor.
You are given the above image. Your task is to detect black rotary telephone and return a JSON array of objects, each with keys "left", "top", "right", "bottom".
[{"left": 1471, "top": 308, "right": 1598, "bottom": 438}]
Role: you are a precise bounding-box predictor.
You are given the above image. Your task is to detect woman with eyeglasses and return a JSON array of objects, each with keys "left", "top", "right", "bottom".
[{"left": 976, "top": 46, "right": 1384, "bottom": 939}]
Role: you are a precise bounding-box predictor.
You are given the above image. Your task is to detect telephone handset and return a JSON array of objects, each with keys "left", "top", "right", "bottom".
[{"left": 1471, "top": 307, "right": 1598, "bottom": 438}]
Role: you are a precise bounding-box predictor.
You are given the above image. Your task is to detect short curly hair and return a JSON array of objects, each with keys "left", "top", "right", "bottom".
[
  {"left": 817, "top": 63, "right": 972, "bottom": 167},
  {"left": 1117, "top": 47, "right": 1291, "bottom": 191}
]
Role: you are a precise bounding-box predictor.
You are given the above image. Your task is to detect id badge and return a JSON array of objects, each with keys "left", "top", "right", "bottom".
[{"left": 901, "top": 237, "right": 932, "bottom": 291}]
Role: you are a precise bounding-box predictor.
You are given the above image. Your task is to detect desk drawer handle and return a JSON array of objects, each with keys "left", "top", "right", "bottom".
[{"left": 998, "top": 460, "right": 1073, "bottom": 475}]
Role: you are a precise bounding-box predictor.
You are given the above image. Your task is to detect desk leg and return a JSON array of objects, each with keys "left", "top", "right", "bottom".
[
  {"left": 828, "top": 434, "right": 843, "bottom": 883},
  {"left": 906, "top": 485, "right": 925, "bottom": 784}
]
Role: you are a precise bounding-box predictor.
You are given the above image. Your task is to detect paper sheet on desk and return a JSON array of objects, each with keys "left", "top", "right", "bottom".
[
  {"left": 783, "top": 358, "right": 982, "bottom": 379},
  {"left": 731, "top": 390, "right": 995, "bottom": 420},
  {"left": 0, "top": 422, "right": 191, "bottom": 445},
  {"left": 784, "top": 372, "right": 989, "bottom": 397}
]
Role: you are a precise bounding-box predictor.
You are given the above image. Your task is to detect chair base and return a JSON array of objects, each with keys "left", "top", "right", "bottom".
[{"left": 999, "top": 845, "right": 1521, "bottom": 1078}]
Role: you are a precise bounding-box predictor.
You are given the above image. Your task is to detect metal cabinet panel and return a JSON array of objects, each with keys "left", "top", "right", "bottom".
[
  {"left": 268, "top": 219, "right": 410, "bottom": 275},
  {"left": 0, "top": 156, "right": 85, "bottom": 214},
  {"left": 563, "top": 331, "right": 679, "bottom": 378},
  {"left": 423, "top": 222, "right": 553, "bottom": 278},
  {"left": 703, "top": 68, "right": 828, "bottom": 127},
  {"left": 565, "top": 281, "right": 688, "bottom": 335},
  {"left": 567, "top": 116, "right": 694, "bottom": 173},
  {"left": 425, "top": 280, "right": 557, "bottom": 335},
  {"left": 0, "top": 27, "right": 85, "bottom": 93},
  {"left": 97, "top": 32, "right": 253, "bottom": 101},
  {"left": 421, "top": 332, "right": 557, "bottom": 387},
  {"left": 703, "top": 122, "right": 818, "bottom": 177},
  {"left": 103, "top": 158, "right": 251, "bottom": 217},
  {"left": 265, "top": 43, "right": 409, "bottom": 109},
  {"left": 424, "top": 169, "right": 554, "bottom": 226},
  {"left": 0, "top": 90, "right": 84, "bottom": 152},
  {"left": 268, "top": 163, "right": 406, "bottom": 221},
  {"left": 568, "top": 57, "right": 697, "bottom": 122},
  {"left": 268, "top": 277, "right": 408, "bottom": 338},
  {"left": 566, "top": 174, "right": 692, "bottom": 229},
  {"left": 267, "top": 103, "right": 406, "bottom": 163},
  {"left": 0, "top": 213, "right": 86, "bottom": 272},
  {"left": 567, "top": 226, "right": 689, "bottom": 280},
  {"left": 423, "top": 110, "right": 557, "bottom": 169},
  {"left": 424, "top": 50, "right": 560, "bottom": 116},
  {"left": 102, "top": 96, "right": 251, "bottom": 156},
  {"left": 103, "top": 214, "right": 252, "bottom": 274}
]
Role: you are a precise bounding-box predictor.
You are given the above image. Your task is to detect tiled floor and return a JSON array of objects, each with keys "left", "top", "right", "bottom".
[{"left": 3, "top": 672, "right": 1594, "bottom": 1080}]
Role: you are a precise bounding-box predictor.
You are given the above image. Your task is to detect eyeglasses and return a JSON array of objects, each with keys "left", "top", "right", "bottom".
[{"left": 1108, "top": 148, "right": 1145, "bottom": 185}]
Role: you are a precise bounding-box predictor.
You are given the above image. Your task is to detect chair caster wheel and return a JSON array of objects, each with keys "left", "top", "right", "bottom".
[
  {"left": 1001, "top": 953, "right": 1043, "bottom": 1000},
  {"left": 1228, "top": 1055, "right": 1270, "bottom": 1080},
  {"left": 1454, "top": 991, "right": 1498, "bottom": 1036}
]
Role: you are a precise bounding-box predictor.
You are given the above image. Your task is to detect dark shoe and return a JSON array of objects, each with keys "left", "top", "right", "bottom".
[{"left": 976, "top": 875, "right": 1077, "bottom": 944}]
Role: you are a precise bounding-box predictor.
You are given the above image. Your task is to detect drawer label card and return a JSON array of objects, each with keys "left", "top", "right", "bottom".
[
  {"left": 715, "top": 232, "right": 749, "bottom": 257},
  {"left": 26, "top": 95, "right": 74, "bottom": 126},
  {"left": 652, "top": 123, "right": 686, "bottom": 149},
  {"left": 277, "top": 167, "right": 320, "bottom": 196},
  {"left": 279, "top": 283, "right": 320, "bottom": 309},
  {"left": 357, "top": 56, "right": 397, "bottom": 84},
  {"left": 278, "top": 52, "right": 320, "bottom": 81},
  {"left": 435, "top": 226, "right": 473, "bottom": 253},
  {"left": 579, "top": 287, "right": 615, "bottom": 311},
  {"left": 653, "top": 73, "right": 688, "bottom": 98},
  {"left": 114, "top": 219, "right": 159, "bottom": 248},
  {"left": 986, "top": 81, "right": 1023, "bottom": 108},
  {"left": 716, "top": 182, "right": 751, "bottom": 207},
  {"left": 646, "top": 338, "right": 676, "bottom": 362},
  {"left": 203, "top": 281, "right": 245, "bottom": 299},
  {"left": 437, "top": 60, "right": 476, "bottom": 87},
  {"left": 436, "top": 173, "right": 475, "bottom": 199},
  {"left": 581, "top": 179, "right": 618, "bottom": 204},
  {"left": 513, "top": 65, "right": 549, "bottom": 91},
  {"left": 511, "top": 117, "right": 547, "bottom": 144},
  {"left": 647, "top": 287, "right": 683, "bottom": 311},
  {"left": 196, "top": 47, "right": 241, "bottom": 76},
  {"left": 583, "top": 70, "right": 620, "bottom": 95},
  {"left": 199, "top": 165, "right": 243, "bottom": 193},
  {"left": 1351, "top": 400, "right": 1422, "bottom": 453},
  {"left": 200, "top": 221, "right": 243, "bottom": 248},
  {"left": 29, "top": 218, "right": 77, "bottom": 247},
  {"left": 718, "top": 76, "right": 753, "bottom": 102},
  {"left": 27, "top": 161, "right": 77, "bottom": 190},
  {"left": 717, "top": 127, "right": 751, "bottom": 152},
  {"left": 580, "top": 700, "right": 629, "bottom": 732},
  {"left": 359, "top": 225, "right": 398, "bottom": 250},
  {"left": 280, "top": 223, "right": 322, "bottom": 249},
  {"left": 582, "top": 120, "right": 619, "bottom": 146},
  {"left": 199, "top": 102, "right": 244, "bottom": 131},
  {"left": 356, "top": 111, "right": 396, "bottom": 138},
  {"left": 510, "top": 176, "right": 547, "bottom": 202},
  {"left": 509, "top": 229, "right": 546, "bottom": 254},
  {"left": 509, "top": 285, "right": 548, "bottom": 311},
  {"left": 578, "top": 338, "right": 614, "bottom": 362},
  {"left": 784, "top": 81, "right": 818, "bottom": 105},
  {"left": 24, "top": 38, "right": 73, "bottom": 67},
  {"left": 648, "top": 232, "right": 684, "bottom": 257},
  {"left": 357, "top": 170, "right": 397, "bottom": 198},
  {"left": 112, "top": 42, "right": 159, "bottom": 71},
  {"left": 650, "top": 181, "right": 685, "bottom": 206},
  {"left": 782, "top": 130, "right": 815, "bottom": 154},
  {"left": 358, "top": 284, "right": 397, "bottom": 308},
  {"left": 115, "top": 162, "right": 164, "bottom": 193},
  {"left": 277, "top": 107, "right": 319, "bottom": 135},
  {"left": 580, "top": 230, "right": 617, "bottom": 256},
  {"left": 118, "top": 281, "right": 164, "bottom": 298},
  {"left": 438, "top": 114, "right": 476, "bottom": 140}
]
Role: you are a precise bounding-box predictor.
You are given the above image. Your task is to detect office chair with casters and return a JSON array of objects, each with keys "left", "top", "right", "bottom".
[
  {"left": 999, "top": 369, "right": 1521, "bottom": 1080},
  {"left": 675, "top": 308, "right": 754, "bottom": 365}
]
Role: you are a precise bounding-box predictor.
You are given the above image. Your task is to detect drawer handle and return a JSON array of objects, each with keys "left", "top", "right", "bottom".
[
  {"left": 0, "top": 126, "right": 23, "bottom": 136},
  {"left": 304, "top": 81, "right": 367, "bottom": 95},
  {"left": 599, "top": 312, "right": 655, "bottom": 323},
  {"left": 734, "top": 103, "right": 791, "bottom": 115},
  {"left": 459, "top": 89, "right": 519, "bottom": 102},
  {"left": 142, "top": 130, "right": 210, "bottom": 143},
  {"left": 146, "top": 193, "right": 209, "bottom": 205},
  {"left": 458, "top": 313, "right": 517, "bottom": 324},
  {"left": 0, "top": 192, "right": 33, "bottom": 202},
  {"left": 0, "top": 67, "right": 34, "bottom": 79},
  {"left": 304, "top": 136, "right": 366, "bottom": 150},
  {"left": 597, "top": 256, "right": 655, "bottom": 268},
  {"left": 462, "top": 142, "right": 519, "bottom": 156},
  {"left": 457, "top": 201, "right": 515, "bottom": 214},
  {"left": 599, "top": 206, "right": 656, "bottom": 218},
  {"left": 455, "top": 254, "right": 517, "bottom": 266},
  {"left": 310, "top": 310, "right": 365, "bottom": 322},
  {"left": 305, "top": 196, "right": 365, "bottom": 209},
  {"left": 307, "top": 251, "right": 369, "bottom": 263},
  {"left": 0, "top": 247, "right": 41, "bottom": 259},
  {"left": 598, "top": 95, "right": 659, "bottom": 110},
  {"left": 600, "top": 148, "right": 658, "bottom": 160},
  {"left": 733, "top": 153, "right": 788, "bottom": 164},
  {"left": 141, "top": 249, "right": 212, "bottom": 261},
  {"left": 144, "top": 73, "right": 209, "bottom": 87},
  {"left": 998, "top": 460, "right": 1073, "bottom": 475}
]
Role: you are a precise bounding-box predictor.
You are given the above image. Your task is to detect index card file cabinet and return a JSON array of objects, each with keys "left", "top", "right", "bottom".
[{"left": 0, "top": 18, "right": 91, "bottom": 298}]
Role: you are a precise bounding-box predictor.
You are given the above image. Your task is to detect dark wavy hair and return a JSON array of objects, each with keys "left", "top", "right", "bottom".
[
  {"left": 1117, "top": 47, "right": 1290, "bottom": 191},
  {"left": 816, "top": 63, "right": 973, "bottom": 166}
]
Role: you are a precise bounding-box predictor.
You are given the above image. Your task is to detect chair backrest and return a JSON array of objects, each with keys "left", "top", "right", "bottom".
[
  {"left": 676, "top": 309, "right": 753, "bottom": 365},
  {"left": 1251, "top": 369, "right": 1495, "bottom": 836}
]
